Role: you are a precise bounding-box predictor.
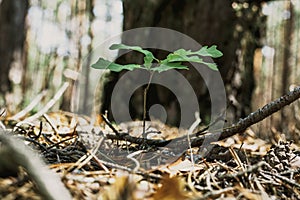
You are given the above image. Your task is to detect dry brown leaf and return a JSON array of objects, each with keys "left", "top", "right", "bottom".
[
  {"left": 167, "top": 159, "right": 204, "bottom": 175},
  {"left": 152, "top": 175, "right": 189, "bottom": 200},
  {"left": 101, "top": 176, "right": 136, "bottom": 200}
]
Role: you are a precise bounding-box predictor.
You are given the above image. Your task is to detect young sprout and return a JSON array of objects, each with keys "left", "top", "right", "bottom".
[{"left": 92, "top": 43, "right": 223, "bottom": 138}]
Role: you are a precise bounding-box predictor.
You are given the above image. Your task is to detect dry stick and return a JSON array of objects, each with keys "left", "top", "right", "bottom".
[
  {"left": 43, "top": 113, "right": 59, "bottom": 134},
  {"left": 90, "top": 156, "right": 162, "bottom": 180},
  {"left": 190, "top": 85, "right": 300, "bottom": 147},
  {"left": 104, "top": 86, "right": 300, "bottom": 149},
  {"left": 25, "top": 82, "right": 69, "bottom": 122},
  {"left": 260, "top": 169, "right": 300, "bottom": 189},
  {"left": 66, "top": 137, "right": 104, "bottom": 173},
  {"left": 218, "top": 161, "right": 267, "bottom": 179},
  {"left": 105, "top": 131, "right": 168, "bottom": 146},
  {"left": 0, "top": 131, "right": 72, "bottom": 200},
  {"left": 101, "top": 114, "right": 120, "bottom": 136},
  {"left": 9, "top": 90, "right": 48, "bottom": 121}
]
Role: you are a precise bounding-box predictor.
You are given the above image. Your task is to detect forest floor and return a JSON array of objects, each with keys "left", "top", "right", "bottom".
[{"left": 0, "top": 110, "right": 300, "bottom": 200}]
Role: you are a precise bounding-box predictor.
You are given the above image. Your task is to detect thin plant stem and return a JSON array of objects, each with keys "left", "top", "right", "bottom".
[{"left": 143, "top": 71, "right": 155, "bottom": 138}]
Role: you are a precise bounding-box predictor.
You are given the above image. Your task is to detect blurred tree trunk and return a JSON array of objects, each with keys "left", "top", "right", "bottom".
[
  {"left": 102, "top": 0, "right": 264, "bottom": 126},
  {"left": 0, "top": 0, "right": 28, "bottom": 107},
  {"left": 252, "top": 1, "right": 300, "bottom": 140}
]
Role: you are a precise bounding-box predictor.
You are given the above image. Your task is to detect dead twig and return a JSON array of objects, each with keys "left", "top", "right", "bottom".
[
  {"left": 66, "top": 137, "right": 104, "bottom": 173},
  {"left": 0, "top": 131, "right": 72, "bottom": 200},
  {"left": 90, "top": 156, "right": 162, "bottom": 180},
  {"left": 190, "top": 85, "right": 300, "bottom": 147},
  {"left": 25, "top": 82, "right": 69, "bottom": 122},
  {"left": 101, "top": 114, "right": 121, "bottom": 136},
  {"left": 260, "top": 169, "right": 300, "bottom": 189},
  {"left": 9, "top": 90, "right": 47, "bottom": 121},
  {"left": 127, "top": 150, "right": 147, "bottom": 172},
  {"left": 43, "top": 113, "right": 59, "bottom": 134},
  {"left": 219, "top": 161, "right": 266, "bottom": 179},
  {"left": 83, "top": 86, "right": 300, "bottom": 156}
]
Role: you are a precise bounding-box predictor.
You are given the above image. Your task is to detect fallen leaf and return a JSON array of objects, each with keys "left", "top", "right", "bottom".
[{"left": 152, "top": 175, "right": 189, "bottom": 200}]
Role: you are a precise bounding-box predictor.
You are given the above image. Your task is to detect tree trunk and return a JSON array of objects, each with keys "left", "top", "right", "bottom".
[
  {"left": 0, "top": 0, "right": 28, "bottom": 106},
  {"left": 252, "top": 1, "right": 300, "bottom": 140}
]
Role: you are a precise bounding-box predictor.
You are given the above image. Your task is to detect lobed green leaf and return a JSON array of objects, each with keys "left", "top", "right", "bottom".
[
  {"left": 91, "top": 58, "right": 140, "bottom": 72},
  {"left": 151, "top": 62, "right": 188, "bottom": 73},
  {"left": 201, "top": 61, "right": 219, "bottom": 71},
  {"left": 92, "top": 44, "right": 222, "bottom": 73},
  {"left": 110, "top": 44, "right": 158, "bottom": 68},
  {"left": 196, "top": 45, "right": 223, "bottom": 58},
  {"left": 161, "top": 45, "right": 222, "bottom": 71},
  {"left": 165, "top": 54, "right": 203, "bottom": 63},
  {"left": 171, "top": 45, "right": 223, "bottom": 58}
]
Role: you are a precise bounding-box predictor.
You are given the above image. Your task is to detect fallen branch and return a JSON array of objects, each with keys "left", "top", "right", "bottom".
[
  {"left": 0, "top": 131, "right": 72, "bottom": 200},
  {"left": 190, "top": 85, "right": 300, "bottom": 147},
  {"left": 97, "top": 85, "right": 300, "bottom": 149}
]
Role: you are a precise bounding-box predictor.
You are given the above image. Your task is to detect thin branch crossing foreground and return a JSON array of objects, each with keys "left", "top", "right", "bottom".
[{"left": 102, "top": 86, "right": 300, "bottom": 148}]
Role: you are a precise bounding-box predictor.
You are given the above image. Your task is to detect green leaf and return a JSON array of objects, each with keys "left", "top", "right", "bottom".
[
  {"left": 162, "top": 45, "right": 222, "bottom": 70},
  {"left": 196, "top": 45, "right": 223, "bottom": 58},
  {"left": 151, "top": 62, "right": 189, "bottom": 73},
  {"left": 171, "top": 46, "right": 223, "bottom": 58},
  {"left": 110, "top": 44, "right": 158, "bottom": 68},
  {"left": 201, "top": 61, "right": 218, "bottom": 71},
  {"left": 91, "top": 58, "right": 140, "bottom": 72},
  {"left": 92, "top": 44, "right": 222, "bottom": 73},
  {"left": 165, "top": 54, "right": 204, "bottom": 63}
]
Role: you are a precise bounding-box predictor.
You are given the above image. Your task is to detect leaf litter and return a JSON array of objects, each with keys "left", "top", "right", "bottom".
[{"left": 0, "top": 110, "right": 300, "bottom": 199}]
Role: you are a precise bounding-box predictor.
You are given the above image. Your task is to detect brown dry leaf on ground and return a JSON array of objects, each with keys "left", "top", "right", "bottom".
[
  {"left": 152, "top": 175, "right": 190, "bottom": 200},
  {"left": 101, "top": 175, "right": 136, "bottom": 200}
]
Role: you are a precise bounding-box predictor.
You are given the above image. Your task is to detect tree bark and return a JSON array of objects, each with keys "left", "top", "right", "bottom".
[
  {"left": 252, "top": 1, "right": 300, "bottom": 140},
  {"left": 0, "top": 0, "right": 28, "bottom": 102}
]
